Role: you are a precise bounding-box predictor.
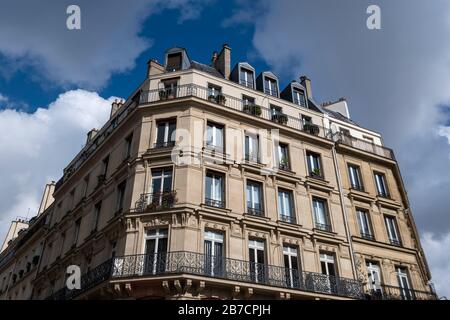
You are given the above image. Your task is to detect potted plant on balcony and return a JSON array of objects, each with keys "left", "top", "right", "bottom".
[
  {"left": 216, "top": 93, "right": 227, "bottom": 105},
  {"left": 159, "top": 89, "right": 167, "bottom": 100},
  {"left": 243, "top": 104, "right": 262, "bottom": 116},
  {"left": 303, "top": 123, "right": 320, "bottom": 135},
  {"left": 311, "top": 167, "right": 322, "bottom": 178},
  {"left": 166, "top": 88, "right": 176, "bottom": 100},
  {"left": 279, "top": 156, "right": 289, "bottom": 170},
  {"left": 208, "top": 94, "right": 216, "bottom": 102},
  {"left": 272, "top": 113, "right": 288, "bottom": 125}
]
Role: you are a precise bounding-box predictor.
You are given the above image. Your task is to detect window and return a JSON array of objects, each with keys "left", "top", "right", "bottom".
[
  {"left": 92, "top": 201, "right": 102, "bottom": 232},
  {"left": 283, "top": 246, "right": 300, "bottom": 288},
  {"left": 278, "top": 189, "right": 295, "bottom": 224},
  {"left": 240, "top": 68, "right": 254, "bottom": 88},
  {"left": 313, "top": 198, "right": 331, "bottom": 231},
  {"left": 293, "top": 89, "right": 306, "bottom": 107},
  {"left": 144, "top": 229, "right": 168, "bottom": 274},
  {"left": 208, "top": 84, "right": 221, "bottom": 98},
  {"left": 319, "top": 252, "right": 337, "bottom": 293},
  {"left": 248, "top": 239, "right": 266, "bottom": 283},
  {"left": 356, "top": 209, "right": 374, "bottom": 240},
  {"left": 366, "top": 261, "right": 383, "bottom": 295},
  {"left": 124, "top": 133, "right": 133, "bottom": 159},
  {"left": 242, "top": 95, "right": 255, "bottom": 107},
  {"left": 161, "top": 78, "right": 178, "bottom": 99},
  {"left": 204, "top": 230, "right": 224, "bottom": 276},
  {"left": 396, "top": 267, "right": 412, "bottom": 300},
  {"left": 101, "top": 156, "right": 109, "bottom": 177},
  {"left": 150, "top": 168, "right": 173, "bottom": 206},
  {"left": 68, "top": 189, "right": 75, "bottom": 211},
  {"left": 205, "top": 171, "right": 225, "bottom": 208},
  {"left": 348, "top": 164, "right": 364, "bottom": 191},
  {"left": 374, "top": 172, "right": 389, "bottom": 198},
  {"left": 275, "top": 142, "right": 290, "bottom": 171},
  {"left": 244, "top": 133, "right": 259, "bottom": 163},
  {"left": 306, "top": 151, "right": 323, "bottom": 178},
  {"left": 73, "top": 219, "right": 81, "bottom": 246},
  {"left": 83, "top": 174, "right": 90, "bottom": 197},
  {"left": 385, "top": 216, "right": 401, "bottom": 246},
  {"left": 155, "top": 120, "right": 176, "bottom": 148},
  {"left": 246, "top": 180, "right": 263, "bottom": 216},
  {"left": 264, "top": 77, "right": 278, "bottom": 97},
  {"left": 206, "top": 122, "right": 224, "bottom": 152},
  {"left": 166, "top": 52, "right": 182, "bottom": 71},
  {"left": 116, "top": 181, "right": 126, "bottom": 213},
  {"left": 301, "top": 115, "right": 312, "bottom": 126}
]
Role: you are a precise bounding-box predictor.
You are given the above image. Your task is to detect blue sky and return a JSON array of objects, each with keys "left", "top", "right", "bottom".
[{"left": 0, "top": 0, "right": 450, "bottom": 297}]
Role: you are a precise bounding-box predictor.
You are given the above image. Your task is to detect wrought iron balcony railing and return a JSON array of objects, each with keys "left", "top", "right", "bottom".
[
  {"left": 389, "top": 238, "right": 402, "bottom": 247},
  {"left": 280, "top": 214, "right": 296, "bottom": 224},
  {"left": 247, "top": 206, "right": 264, "bottom": 217},
  {"left": 350, "top": 183, "right": 365, "bottom": 192},
  {"left": 153, "top": 141, "right": 176, "bottom": 149},
  {"left": 134, "top": 191, "right": 177, "bottom": 213},
  {"left": 337, "top": 135, "right": 395, "bottom": 160},
  {"left": 112, "top": 251, "right": 364, "bottom": 299},
  {"left": 360, "top": 233, "right": 376, "bottom": 241},
  {"left": 204, "top": 198, "right": 226, "bottom": 209},
  {"left": 366, "top": 284, "right": 437, "bottom": 300},
  {"left": 315, "top": 223, "right": 333, "bottom": 232}
]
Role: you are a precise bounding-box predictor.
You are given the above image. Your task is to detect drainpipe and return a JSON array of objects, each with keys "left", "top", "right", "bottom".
[{"left": 330, "top": 133, "right": 358, "bottom": 280}]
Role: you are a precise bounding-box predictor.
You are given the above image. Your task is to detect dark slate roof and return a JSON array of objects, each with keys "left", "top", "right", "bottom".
[
  {"left": 190, "top": 60, "right": 224, "bottom": 78},
  {"left": 323, "top": 109, "right": 360, "bottom": 126}
]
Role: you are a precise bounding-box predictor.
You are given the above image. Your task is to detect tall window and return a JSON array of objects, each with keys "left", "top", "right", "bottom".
[
  {"left": 374, "top": 172, "right": 389, "bottom": 197},
  {"left": 313, "top": 197, "right": 331, "bottom": 231},
  {"left": 264, "top": 77, "right": 278, "bottom": 97},
  {"left": 348, "top": 164, "right": 364, "bottom": 191},
  {"left": 396, "top": 267, "right": 412, "bottom": 300},
  {"left": 248, "top": 239, "right": 266, "bottom": 283},
  {"left": 356, "top": 209, "right": 374, "bottom": 240},
  {"left": 206, "top": 122, "right": 224, "bottom": 152},
  {"left": 246, "top": 180, "right": 263, "bottom": 216},
  {"left": 306, "top": 151, "right": 323, "bottom": 178},
  {"left": 161, "top": 79, "right": 178, "bottom": 99},
  {"left": 245, "top": 133, "right": 259, "bottom": 162},
  {"left": 124, "top": 133, "right": 133, "bottom": 159},
  {"left": 301, "top": 115, "right": 312, "bottom": 127},
  {"left": 204, "top": 230, "right": 224, "bottom": 276},
  {"left": 166, "top": 52, "right": 182, "bottom": 71},
  {"left": 101, "top": 156, "right": 109, "bottom": 177},
  {"left": 366, "top": 261, "right": 383, "bottom": 295},
  {"left": 205, "top": 171, "right": 225, "bottom": 208},
  {"left": 242, "top": 95, "right": 255, "bottom": 107},
  {"left": 116, "top": 181, "right": 126, "bottom": 213},
  {"left": 150, "top": 168, "right": 173, "bottom": 205},
  {"left": 283, "top": 245, "right": 300, "bottom": 288},
  {"left": 208, "top": 84, "right": 221, "bottom": 98},
  {"left": 319, "top": 252, "right": 337, "bottom": 293},
  {"left": 293, "top": 89, "right": 306, "bottom": 107},
  {"left": 144, "top": 229, "right": 168, "bottom": 274},
  {"left": 240, "top": 68, "right": 254, "bottom": 88},
  {"left": 275, "top": 142, "right": 290, "bottom": 171},
  {"left": 278, "top": 189, "right": 295, "bottom": 224},
  {"left": 385, "top": 216, "right": 401, "bottom": 246},
  {"left": 73, "top": 218, "right": 81, "bottom": 247},
  {"left": 155, "top": 120, "right": 176, "bottom": 148},
  {"left": 92, "top": 201, "right": 102, "bottom": 232}
]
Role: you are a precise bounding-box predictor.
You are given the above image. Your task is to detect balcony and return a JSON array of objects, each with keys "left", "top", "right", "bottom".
[
  {"left": 302, "top": 123, "right": 320, "bottom": 136},
  {"left": 205, "top": 198, "right": 225, "bottom": 209},
  {"left": 338, "top": 135, "right": 395, "bottom": 160},
  {"left": 242, "top": 103, "right": 262, "bottom": 116},
  {"left": 247, "top": 206, "right": 264, "bottom": 217},
  {"left": 315, "top": 223, "right": 332, "bottom": 232},
  {"left": 366, "top": 285, "right": 437, "bottom": 300},
  {"left": 134, "top": 191, "right": 177, "bottom": 213},
  {"left": 112, "top": 251, "right": 364, "bottom": 299},
  {"left": 152, "top": 141, "right": 176, "bottom": 149},
  {"left": 280, "top": 214, "right": 296, "bottom": 224},
  {"left": 271, "top": 113, "right": 288, "bottom": 125}
]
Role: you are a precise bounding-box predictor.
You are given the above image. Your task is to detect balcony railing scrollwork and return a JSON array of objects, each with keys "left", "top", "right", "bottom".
[
  {"left": 366, "top": 284, "right": 437, "bottom": 300},
  {"left": 134, "top": 191, "right": 177, "bottom": 213}
]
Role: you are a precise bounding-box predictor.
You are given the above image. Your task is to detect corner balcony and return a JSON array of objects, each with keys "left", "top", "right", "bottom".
[
  {"left": 365, "top": 284, "right": 437, "bottom": 300},
  {"left": 134, "top": 191, "right": 177, "bottom": 213}
]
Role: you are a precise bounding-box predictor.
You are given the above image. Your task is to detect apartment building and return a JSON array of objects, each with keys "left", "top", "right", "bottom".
[{"left": 0, "top": 44, "right": 435, "bottom": 300}]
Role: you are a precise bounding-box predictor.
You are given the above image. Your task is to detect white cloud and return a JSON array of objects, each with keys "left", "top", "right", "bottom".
[
  {"left": 421, "top": 232, "right": 450, "bottom": 298},
  {"left": 0, "top": 93, "right": 7, "bottom": 103},
  {"left": 438, "top": 126, "right": 450, "bottom": 146},
  {"left": 0, "top": 0, "right": 212, "bottom": 89},
  {"left": 0, "top": 90, "right": 115, "bottom": 241}
]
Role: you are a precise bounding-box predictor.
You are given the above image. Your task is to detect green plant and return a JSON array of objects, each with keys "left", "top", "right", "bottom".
[
  {"left": 313, "top": 167, "right": 322, "bottom": 176},
  {"left": 217, "top": 94, "right": 227, "bottom": 105}
]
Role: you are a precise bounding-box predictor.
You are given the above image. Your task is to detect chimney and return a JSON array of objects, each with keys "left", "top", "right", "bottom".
[
  {"left": 211, "top": 51, "right": 218, "bottom": 67},
  {"left": 215, "top": 44, "right": 231, "bottom": 79},
  {"left": 300, "top": 76, "right": 313, "bottom": 100},
  {"left": 38, "top": 181, "right": 55, "bottom": 216},
  {"left": 86, "top": 128, "right": 99, "bottom": 145},
  {"left": 146, "top": 59, "right": 165, "bottom": 78},
  {"left": 110, "top": 99, "right": 124, "bottom": 118}
]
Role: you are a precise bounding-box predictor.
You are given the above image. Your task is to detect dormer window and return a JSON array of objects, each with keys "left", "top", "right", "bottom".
[
  {"left": 293, "top": 89, "right": 306, "bottom": 107},
  {"left": 166, "top": 52, "right": 182, "bottom": 72},
  {"left": 240, "top": 68, "right": 254, "bottom": 89},
  {"left": 264, "top": 77, "right": 278, "bottom": 97}
]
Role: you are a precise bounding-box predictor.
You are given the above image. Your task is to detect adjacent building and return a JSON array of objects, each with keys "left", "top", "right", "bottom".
[{"left": 0, "top": 44, "right": 436, "bottom": 300}]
